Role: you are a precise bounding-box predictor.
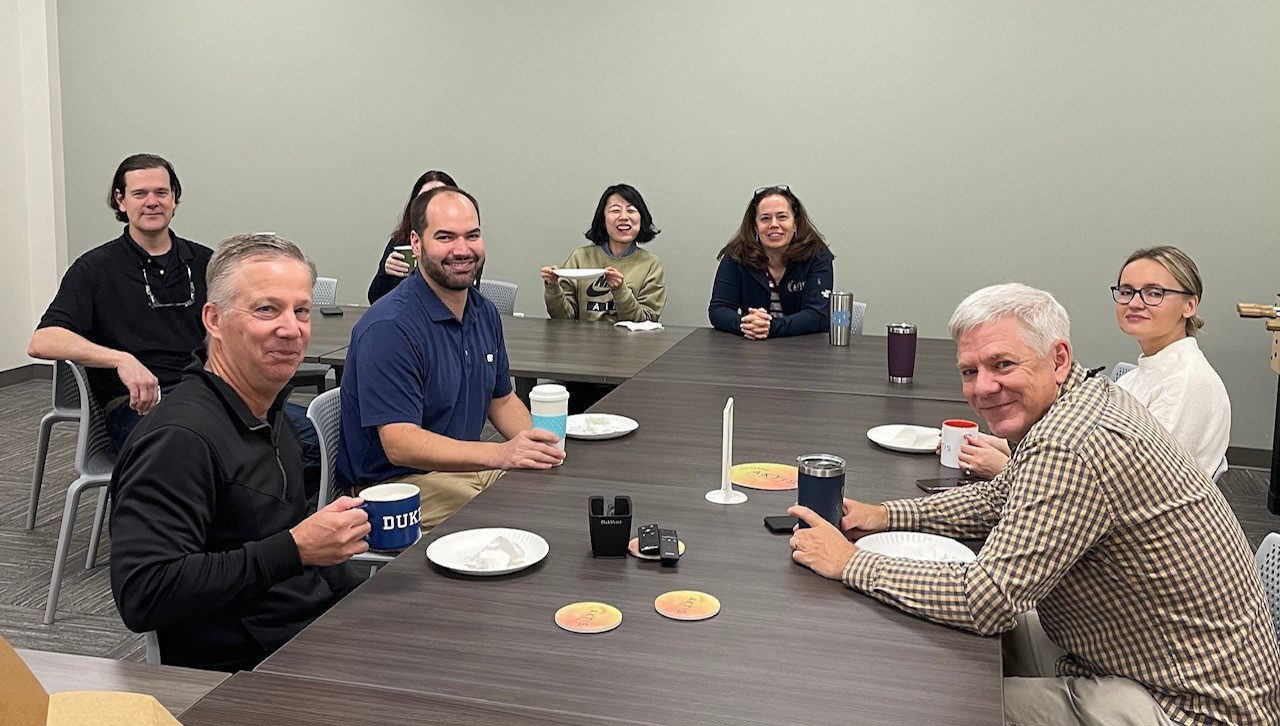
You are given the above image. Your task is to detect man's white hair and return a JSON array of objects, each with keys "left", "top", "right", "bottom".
[{"left": 948, "top": 283, "right": 1070, "bottom": 356}]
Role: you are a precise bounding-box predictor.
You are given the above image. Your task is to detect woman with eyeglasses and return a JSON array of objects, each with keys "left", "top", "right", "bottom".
[
  {"left": 367, "top": 170, "right": 459, "bottom": 304},
  {"left": 958, "top": 246, "right": 1229, "bottom": 480},
  {"left": 709, "top": 186, "right": 835, "bottom": 339}
]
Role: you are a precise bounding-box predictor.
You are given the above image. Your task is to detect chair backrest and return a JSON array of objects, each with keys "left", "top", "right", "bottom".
[
  {"left": 144, "top": 631, "right": 162, "bottom": 664},
  {"left": 1256, "top": 533, "right": 1280, "bottom": 640},
  {"left": 306, "top": 387, "right": 343, "bottom": 511},
  {"left": 68, "top": 362, "right": 116, "bottom": 476},
  {"left": 313, "top": 277, "right": 338, "bottom": 306},
  {"left": 51, "top": 359, "right": 80, "bottom": 413},
  {"left": 850, "top": 301, "right": 867, "bottom": 336},
  {"left": 478, "top": 279, "right": 518, "bottom": 316},
  {"left": 1110, "top": 362, "right": 1137, "bottom": 382},
  {"left": 1211, "top": 456, "right": 1229, "bottom": 483}
]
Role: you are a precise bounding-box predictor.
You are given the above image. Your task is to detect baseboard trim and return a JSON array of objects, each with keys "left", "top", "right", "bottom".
[
  {"left": 0, "top": 363, "right": 52, "bottom": 387},
  {"left": 1227, "top": 446, "right": 1272, "bottom": 470}
]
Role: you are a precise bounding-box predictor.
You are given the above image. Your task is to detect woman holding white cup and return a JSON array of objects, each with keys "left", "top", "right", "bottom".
[
  {"left": 367, "top": 170, "right": 459, "bottom": 304},
  {"left": 955, "top": 246, "right": 1229, "bottom": 480}
]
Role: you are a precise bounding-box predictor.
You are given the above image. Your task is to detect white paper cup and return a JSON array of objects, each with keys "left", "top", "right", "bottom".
[
  {"left": 940, "top": 419, "right": 979, "bottom": 469},
  {"left": 529, "top": 384, "right": 569, "bottom": 466}
]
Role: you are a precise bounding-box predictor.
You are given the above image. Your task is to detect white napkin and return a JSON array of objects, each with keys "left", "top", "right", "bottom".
[{"left": 614, "top": 321, "right": 664, "bottom": 332}]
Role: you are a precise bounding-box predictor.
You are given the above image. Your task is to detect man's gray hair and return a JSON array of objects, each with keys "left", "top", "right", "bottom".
[
  {"left": 948, "top": 283, "right": 1070, "bottom": 355},
  {"left": 206, "top": 233, "right": 316, "bottom": 308}
]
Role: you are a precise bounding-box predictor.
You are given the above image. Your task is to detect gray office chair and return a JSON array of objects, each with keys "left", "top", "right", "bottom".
[
  {"left": 1256, "top": 532, "right": 1280, "bottom": 642},
  {"left": 850, "top": 301, "right": 867, "bottom": 336},
  {"left": 44, "top": 363, "right": 117, "bottom": 624},
  {"left": 27, "top": 360, "right": 81, "bottom": 529},
  {"left": 293, "top": 276, "right": 339, "bottom": 392},
  {"left": 144, "top": 631, "right": 161, "bottom": 665},
  {"left": 1110, "top": 362, "right": 1137, "bottom": 382},
  {"left": 305, "top": 388, "right": 393, "bottom": 571},
  {"left": 478, "top": 279, "right": 518, "bottom": 316},
  {"left": 1212, "top": 456, "right": 1229, "bottom": 483}
]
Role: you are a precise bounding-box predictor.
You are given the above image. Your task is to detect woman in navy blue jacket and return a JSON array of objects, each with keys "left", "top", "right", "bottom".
[{"left": 708, "top": 186, "right": 835, "bottom": 339}]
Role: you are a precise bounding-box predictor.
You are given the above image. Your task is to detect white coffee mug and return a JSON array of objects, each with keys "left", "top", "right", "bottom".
[{"left": 940, "top": 419, "right": 979, "bottom": 469}]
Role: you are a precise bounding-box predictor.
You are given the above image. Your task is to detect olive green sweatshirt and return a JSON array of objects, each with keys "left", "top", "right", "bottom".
[{"left": 543, "top": 244, "right": 666, "bottom": 323}]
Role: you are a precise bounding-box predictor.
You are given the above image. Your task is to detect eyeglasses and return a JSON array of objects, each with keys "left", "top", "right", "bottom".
[
  {"left": 754, "top": 184, "right": 790, "bottom": 196},
  {"left": 1109, "top": 285, "right": 1194, "bottom": 306},
  {"left": 142, "top": 262, "right": 196, "bottom": 309}
]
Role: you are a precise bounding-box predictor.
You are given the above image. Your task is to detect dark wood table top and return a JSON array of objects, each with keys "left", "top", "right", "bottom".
[
  {"left": 256, "top": 383, "right": 1001, "bottom": 725},
  {"left": 306, "top": 304, "right": 368, "bottom": 361},
  {"left": 542, "top": 378, "right": 981, "bottom": 490},
  {"left": 18, "top": 647, "right": 228, "bottom": 716},
  {"left": 635, "top": 328, "right": 966, "bottom": 401},
  {"left": 179, "top": 672, "right": 629, "bottom": 725},
  {"left": 319, "top": 316, "right": 698, "bottom": 385}
]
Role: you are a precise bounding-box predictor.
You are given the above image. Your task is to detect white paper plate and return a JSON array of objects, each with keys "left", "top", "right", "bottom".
[
  {"left": 565, "top": 413, "right": 639, "bottom": 440},
  {"left": 425, "top": 528, "right": 549, "bottom": 576},
  {"left": 858, "top": 532, "right": 976, "bottom": 563},
  {"left": 554, "top": 268, "right": 606, "bottom": 280},
  {"left": 866, "top": 424, "right": 941, "bottom": 454}
]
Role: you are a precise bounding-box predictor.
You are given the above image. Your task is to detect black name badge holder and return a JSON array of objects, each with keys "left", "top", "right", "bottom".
[{"left": 588, "top": 495, "right": 632, "bottom": 558}]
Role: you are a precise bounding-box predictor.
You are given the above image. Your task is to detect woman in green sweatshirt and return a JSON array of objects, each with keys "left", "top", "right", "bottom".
[{"left": 541, "top": 183, "right": 666, "bottom": 323}]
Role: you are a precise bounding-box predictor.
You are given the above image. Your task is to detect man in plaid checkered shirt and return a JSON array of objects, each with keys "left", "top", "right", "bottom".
[{"left": 790, "top": 283, "right": 1279, "bottom": 725}]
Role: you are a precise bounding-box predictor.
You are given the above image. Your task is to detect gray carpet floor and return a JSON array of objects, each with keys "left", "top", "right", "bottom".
[{"left": 0, "top": 376, "right": 1276, "bottom": 663}]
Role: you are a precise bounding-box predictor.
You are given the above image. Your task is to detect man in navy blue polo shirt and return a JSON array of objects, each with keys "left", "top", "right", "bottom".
[{"left": 337, "top": 187, "right": 563, "bottom": 530}]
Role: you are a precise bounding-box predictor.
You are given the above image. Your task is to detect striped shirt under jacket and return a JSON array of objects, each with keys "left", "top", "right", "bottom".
[{"left": 843, "top": 363, "right": 1280, "bottom": 725}]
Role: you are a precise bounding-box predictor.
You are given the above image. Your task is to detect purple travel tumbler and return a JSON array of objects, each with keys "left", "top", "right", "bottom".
[{"left": 887, "top": 323, "right": 917, "bottom": 384}]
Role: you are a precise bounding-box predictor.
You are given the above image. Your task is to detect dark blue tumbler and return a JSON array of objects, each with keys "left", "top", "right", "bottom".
[{"left": 796, "top": 454, "right": 846, "bottom": 528}]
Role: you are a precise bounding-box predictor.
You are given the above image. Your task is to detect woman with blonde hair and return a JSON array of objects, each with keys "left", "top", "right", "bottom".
[{"left": 959, "top": 246, "right": 1230, "bottom": 480}]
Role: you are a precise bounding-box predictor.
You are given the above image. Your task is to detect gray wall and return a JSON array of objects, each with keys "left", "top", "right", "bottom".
[{"left": 57, "top": 1, "right": 1279, "bottom": 448}]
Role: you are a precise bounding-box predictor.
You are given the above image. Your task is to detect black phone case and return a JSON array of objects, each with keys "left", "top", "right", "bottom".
[{"left": 763, "top": 515, "right": 798, "bottom": 533}]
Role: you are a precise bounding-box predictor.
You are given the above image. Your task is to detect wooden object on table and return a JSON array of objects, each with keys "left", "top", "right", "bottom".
[
  {"left": 14, "top": 647, "right": 225, "bottom": 717},
  {"left": 255, "top": 383, "right": 999, "bottom": 726}
]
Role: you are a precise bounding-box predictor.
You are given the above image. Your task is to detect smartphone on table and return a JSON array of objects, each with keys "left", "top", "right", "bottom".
[
  {"left": 763, "top": 515, "right": 799, "bottom": 533},
  {"left": 916, "top": 477, "right": 982, "bottom": 493}
]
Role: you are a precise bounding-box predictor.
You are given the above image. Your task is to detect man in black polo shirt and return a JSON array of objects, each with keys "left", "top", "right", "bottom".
[
  {"left": 29, "top": 154, "right": 209, "bottom": 450},
  {"left": 29, "top": 156, "right": 320, "bottom": 487}
]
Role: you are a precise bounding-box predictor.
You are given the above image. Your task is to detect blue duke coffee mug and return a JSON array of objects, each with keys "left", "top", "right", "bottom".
[{"left": 360, "top": 482, "right": 422, "bottom": 551}]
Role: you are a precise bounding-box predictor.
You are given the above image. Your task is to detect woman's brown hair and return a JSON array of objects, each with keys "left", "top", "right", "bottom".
[{"left": 717, "top": 186, "right": 832, "bottom": 269}]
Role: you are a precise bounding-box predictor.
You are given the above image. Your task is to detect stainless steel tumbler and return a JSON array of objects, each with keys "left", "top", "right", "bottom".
[
  {"left": 829, "top": 291, "right": 853, "bottom": 347},
  {"left": 796, "top": 454, "right": 846, "bottom": 528}
]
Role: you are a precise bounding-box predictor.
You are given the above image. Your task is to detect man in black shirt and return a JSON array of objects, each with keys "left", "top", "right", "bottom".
[
  {"left": 110, "top": 233, "right": 370, "bottom": 671},
  {"left": 29, "top": 155, "right": 320, "bottom": 492},
  {"left": 29, "top": 154, "right": 210, "bottom": 450}
]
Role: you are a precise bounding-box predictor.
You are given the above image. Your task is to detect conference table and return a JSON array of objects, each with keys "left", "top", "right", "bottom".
[
  {"left": 310, "top": 309, "right": 699, "bottom": 385},
  {"left": 179, "top": 322, "right": 1003, "bottom": 725}
]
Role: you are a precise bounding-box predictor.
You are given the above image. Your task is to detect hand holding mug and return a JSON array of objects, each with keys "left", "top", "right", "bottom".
[
  {"left": 290, "top": 496, "right": 370, "bottom": 566},
  {"left": 384, "top": 250, "right": 411, "bottom": 277},
  {"left": 958, "top": 433, "right": 1011, "bottom": 479}
]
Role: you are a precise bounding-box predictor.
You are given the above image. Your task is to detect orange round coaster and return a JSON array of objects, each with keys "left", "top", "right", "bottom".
[
  {"left": 554, "top": 602, "right": 622, "bottom": 634},
  {"left": 730, "top": 463, "right": 798, "bottom": 490},
  {"left": 654, "top": 590, "right": 721, "bottom": 621},
  {"left": 627, "top": 537, "right": 686, "bottom": 560}
]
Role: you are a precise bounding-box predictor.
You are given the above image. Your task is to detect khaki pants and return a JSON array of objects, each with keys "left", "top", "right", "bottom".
[
  {"left": 1003, "top": 611, "right": 1172, "bottom": 725},
  {"left": 370, "top": 469, "right": 505, "bottom": 531}
]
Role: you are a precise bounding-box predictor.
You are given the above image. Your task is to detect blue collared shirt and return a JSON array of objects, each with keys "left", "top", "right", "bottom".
[{"left": 337, "top": 272, "right": 512, "bottom": 488}]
